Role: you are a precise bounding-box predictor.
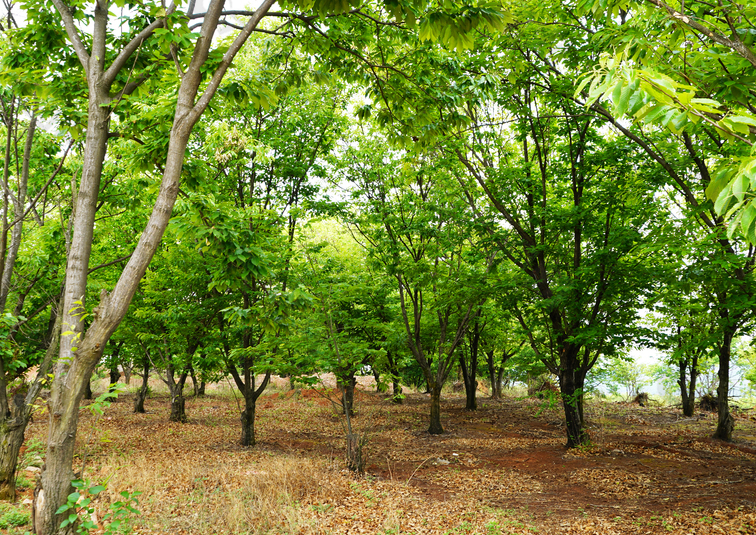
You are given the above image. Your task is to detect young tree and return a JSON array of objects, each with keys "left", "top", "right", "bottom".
[
  {"left": 0, "top": 93, "right": 71, "bottom": 500},
  {"left": 17, "top": 2, "right": 278, "bottom": 529}
]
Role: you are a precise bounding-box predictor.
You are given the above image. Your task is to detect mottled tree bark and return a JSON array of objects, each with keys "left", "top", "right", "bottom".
[{"left": 133, "top": 360, "right": 149, "bottom": 414}]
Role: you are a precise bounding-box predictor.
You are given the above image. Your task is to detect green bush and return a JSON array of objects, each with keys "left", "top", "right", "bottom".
[{"left": 0, "top": 507, "right": 30, "bottom": 528}]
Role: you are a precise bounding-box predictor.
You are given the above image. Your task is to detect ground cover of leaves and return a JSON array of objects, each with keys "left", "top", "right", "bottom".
[{"left": 10, "top": 380, "right": 756, "bottom": 534}]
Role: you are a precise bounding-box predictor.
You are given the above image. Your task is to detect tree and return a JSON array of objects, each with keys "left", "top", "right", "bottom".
[
  {"left": 580, "top": 0, "right": 756, "bottom": 440},
  {"left": 15, "top": 1, "right": 278, "bottom": 529},
  {"left": 8, "top": 0, "right": 510, "bottom": 528},
  {"left": 342, "top": 132, "right": 489, "bottom": 434},
  {"left": 0, "top": 79, "right": 71, "bottom": 500},
  {"left": 447, "top": 86, "right": 664, "bottom": 446}
]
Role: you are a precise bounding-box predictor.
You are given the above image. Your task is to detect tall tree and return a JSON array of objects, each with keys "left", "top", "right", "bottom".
[
  {"left": 342, "top": 133, "right": 489, "bottom": 434},
  {"left": 581, "top": 0, "right": 756, "bottom": 440}
]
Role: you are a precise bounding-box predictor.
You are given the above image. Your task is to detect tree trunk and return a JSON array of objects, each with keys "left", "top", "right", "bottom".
[
  {"left": 392, "top": 380, "right": 403, "bottom": 404},
  {"left": 341, "top": 373, "right": 356, "bottom": 417},
  {"left": 346, "top": 433, "right": 364, "bottom": 473},
  {"left": 0, "top": 310, "right": 60, "bottom": 503},
  {"left": 494, "top": 366, "right": 505, "bottom": 399},
  {"left": 122, "top": 362, "right": 132, "bottom": 385},
  {"left": 83, "top": 380, "right": 92, "bottom": 401},
  {"left": 198, "top": 381, "right": 205, "bottom": 397},
  {"left": 486, "top": 349, "right": 499, "bottom": 399},
  {"left": 559, "top": 370, "right": 589, "bottom": 448},
  {"left": 230, "top": 366, "right": 269, "bottom": 447},
  {"left": 428, "top": 384, "right": 443, "bottom": 434},
  {"left": 679, "top": 356, "right": 698, "bottom": 417},
  {"left": 459, "top": 355, "right": 477, "bottom": 411},
  {"left": 189, "top": 366, "right": 198, "bottom": 397},
  {"left": 387, "top": 351, "right": 402, "bottom": 404},
  {"left": 169, "top": 393, "right": 187, "bottom": 423},
  {"left": 372, "top": 369, "right": 383, "bottom": 392},
  {"left": 240, "top": 393, "right": 256, "bottom": 447},
  {"left": 133, "top": 361, "right": 149, "bottom": 414},
  {"left": 0, "top": 414, "right": 27, "bottom": 501},
  {"left": 714, "top": 328, "right": 735, "bottom": 441},
  {"left": 169, "top": 374, "right": 188, "bottom": 423},
  {"left": 108, "top": 364, "right": 120, "bottom": 400}
]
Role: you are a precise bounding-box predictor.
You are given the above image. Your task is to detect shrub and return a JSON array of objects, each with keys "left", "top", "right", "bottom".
[{"left": 0, "top": 507, "right": 30, "bottom": 528}]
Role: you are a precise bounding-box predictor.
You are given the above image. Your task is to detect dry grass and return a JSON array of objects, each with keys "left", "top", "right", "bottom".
[
  {"left": 12, "top": 383, "right": 756, "bottom": 535},
  {"left": 95, "top": 452, "right": 347, "bottom": 534}
]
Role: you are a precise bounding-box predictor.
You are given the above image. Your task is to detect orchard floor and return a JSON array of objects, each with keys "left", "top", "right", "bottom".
[{"left": 12, "top": 381, "right": 756, "bottom": 534}]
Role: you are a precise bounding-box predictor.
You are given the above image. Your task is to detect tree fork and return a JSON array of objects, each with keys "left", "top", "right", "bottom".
[{"left": 35, "top": 1, "right": 276, "bottom": 532}]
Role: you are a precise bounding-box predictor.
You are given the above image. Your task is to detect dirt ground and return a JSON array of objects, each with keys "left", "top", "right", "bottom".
[{"left": 13, "top": 380, "right": 756, "bottom": 534}]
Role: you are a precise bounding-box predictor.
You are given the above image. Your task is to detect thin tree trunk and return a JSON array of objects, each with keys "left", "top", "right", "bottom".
[
  {"left": 0, "top": 407, "right": 27, "bottom": 500},
  {"left": 486, "top": 349, "right": 499, "bottom": 399},
  {"left": 687, "top": 356, "right": 698, "bottom": 416},
  {"left": 83, "top": 380, "right": 92, "bottom": 401},
  {"left": 0, "top": 310, "right": 60, "bottom": 503},
  {"left": 108, "top": 364, "right": 120, "bottom": 397},
  {"left": 495, "top": 366, "right": 505, "bottom": 398},
  {"left": 133, "top": 360, "right": 149, "bottom": 414},
  {"left": 341, "top": 372, "right": 356, "bottom": 417},
  {"left": 189, "top": 366, "right": 198, "bottom": 397},
  {"left": 372, "top": 369, "right": 382, "bottom": 392},
  {"left": 387, "top": 351, "right": 402, "bottom": 404},
  {"left": 714, "top": 328, "right": 735, "bottom": 441},
  {"left": 460, "top": 354, "right": 477, "bottom": 410},
  {"left": 679, "top": 356, "right": 698, "bottom": 417},
  {"left": 0, "top": 112, "right": 36, "bottom": 312},
  {"left": 122, "top": 362, "right": 132, "bottom": 385}
]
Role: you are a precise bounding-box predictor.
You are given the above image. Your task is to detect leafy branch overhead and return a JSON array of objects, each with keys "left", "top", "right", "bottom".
[{"left": 576, "top": 0, "right": 756, "bottom": 242}]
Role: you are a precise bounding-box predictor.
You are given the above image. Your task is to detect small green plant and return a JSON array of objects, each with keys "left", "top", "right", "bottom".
[
  {"left": 23, "top": 438, "right": 44, "bottom": 456},
  {"left": 0, "top": 503, "right": 30, "bottom": 529},
  {"left": 444, "top": 521, "right": 474, "bottom": 534},
  {"left": 15, "top": 474, "right": 32, "bottom": 490},
  {"left": 55, "top": 479, "right": 141, "bottom": 534},
  {"left": 21, "top": 438, "right": 45, "bottom": 469},
  {"left": 485, "top": 520, "right": 502, "bottom": 535},
  {"left": 310, "top": 503, "right": 333, "bottom": 513}
]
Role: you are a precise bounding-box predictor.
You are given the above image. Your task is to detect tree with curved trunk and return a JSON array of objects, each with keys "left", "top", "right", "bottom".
[
  {"left": 25, "top": 1, "right": 276, "bottom": 531},
  {"left": 0, "top": 90, "right": 72, "bottom": 500}
]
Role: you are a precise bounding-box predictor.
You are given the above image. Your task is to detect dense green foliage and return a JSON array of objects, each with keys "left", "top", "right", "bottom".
[{"left": 3, "top": 2, "right": 756, "bottom": 528}]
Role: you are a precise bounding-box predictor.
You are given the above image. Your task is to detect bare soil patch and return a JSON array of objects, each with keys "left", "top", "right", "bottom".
[{"left": 12, "top": 382, "right": 756, "bottom": 534}]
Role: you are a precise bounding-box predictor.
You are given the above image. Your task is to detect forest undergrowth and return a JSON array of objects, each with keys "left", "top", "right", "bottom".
[{"left": 6, "top": 379, "right": 756, "bottom": 534}]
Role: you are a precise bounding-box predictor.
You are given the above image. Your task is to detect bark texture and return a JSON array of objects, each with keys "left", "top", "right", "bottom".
[
  {"left": 133, "top": 361, "right": 149, "bottom": 414},
  {"left": 714, "top": 327, "right": 735, "bottom": 441}
]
